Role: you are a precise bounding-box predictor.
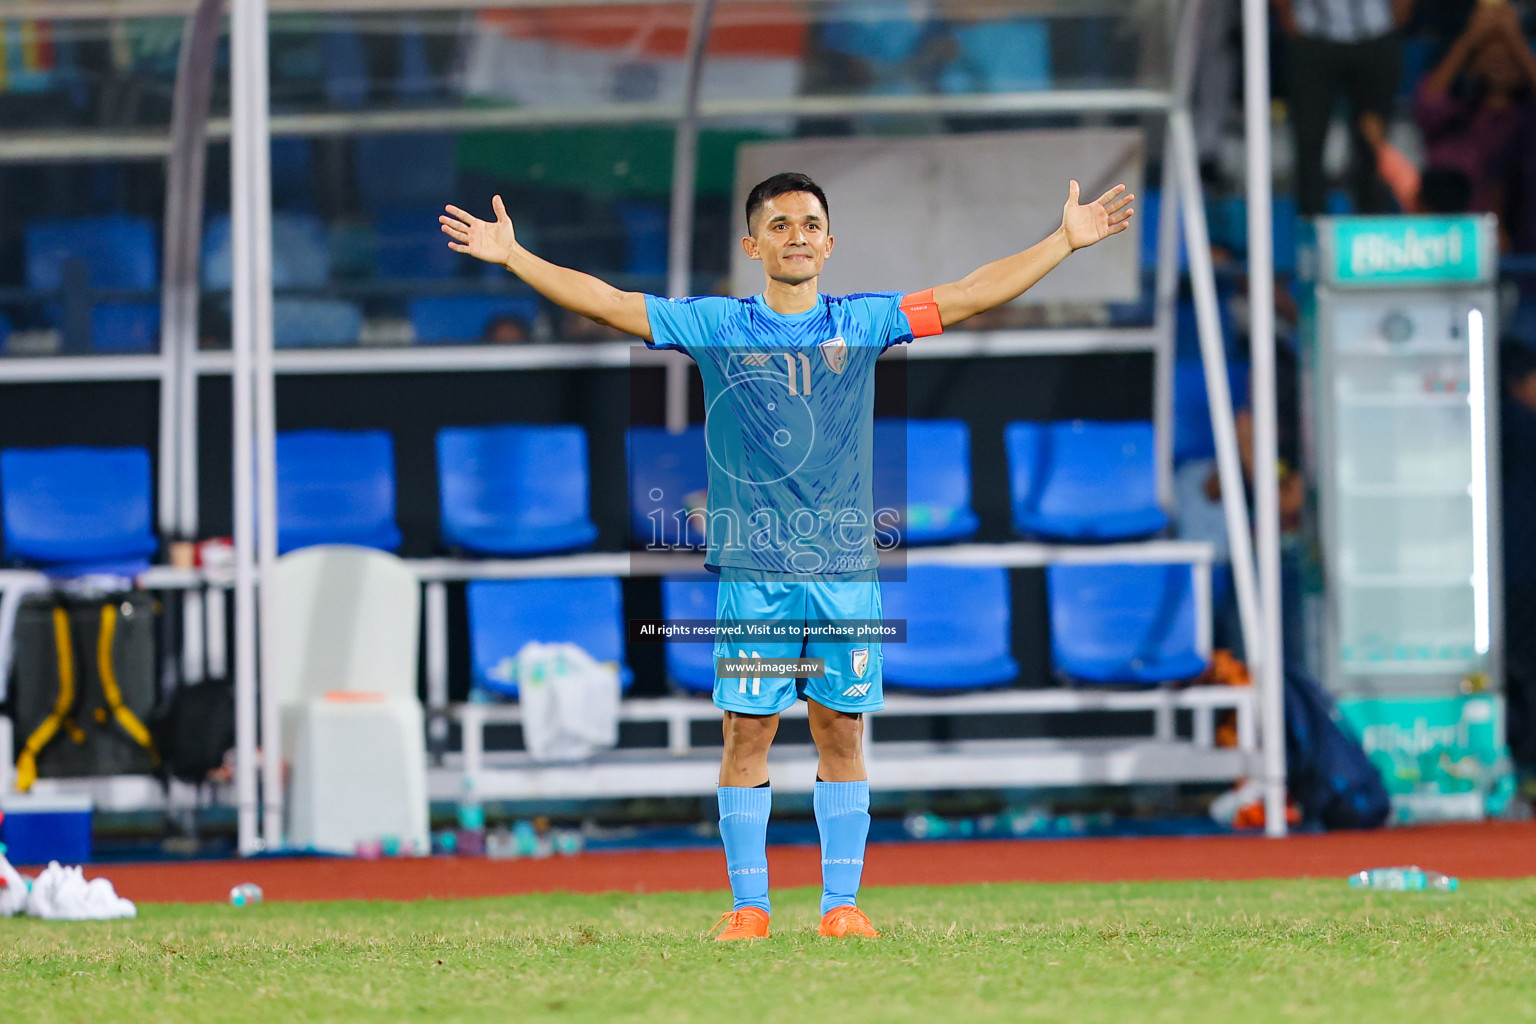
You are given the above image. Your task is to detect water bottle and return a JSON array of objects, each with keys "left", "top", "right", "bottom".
[
  {"left": 229, "top": 883, "right": 264, "bottom": 907},
  {"left": 1348, "top": 866, "right": 1458, "bottom": 892},
  {"left": 431, "top": 829, "right": 459, "bottom": 856},
  {"left": 511, "top": 820, "right": 542, "bottom": 858}
]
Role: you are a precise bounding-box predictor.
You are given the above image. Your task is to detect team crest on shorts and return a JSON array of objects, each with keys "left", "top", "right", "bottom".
[
  {"left": 850, "top": 647, "right": 869, "bottom": 679},
  {"left": 819, "top": 336, "right": 847, "bottom": 374}
]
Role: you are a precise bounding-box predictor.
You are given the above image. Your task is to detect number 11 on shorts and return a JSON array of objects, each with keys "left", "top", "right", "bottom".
[{"left": 737, "top": 649, "right": 761, "bottom": 696}]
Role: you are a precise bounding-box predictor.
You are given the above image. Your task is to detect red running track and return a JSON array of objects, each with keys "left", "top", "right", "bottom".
[{"left": 58, "top": 821, "right": 1536, "bottom": 904}]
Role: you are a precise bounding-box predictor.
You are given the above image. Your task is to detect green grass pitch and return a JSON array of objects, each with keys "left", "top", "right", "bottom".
[{"left": 3, "top": 879, "right": 1534, "bottom": 1023}]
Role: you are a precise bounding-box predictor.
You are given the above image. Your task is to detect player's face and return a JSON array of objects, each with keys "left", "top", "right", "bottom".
[{"left": 742, "top": 192, "right": 834, "bottom": 286}]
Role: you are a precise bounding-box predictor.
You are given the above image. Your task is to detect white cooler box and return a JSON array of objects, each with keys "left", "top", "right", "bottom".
[
  {"left": 271, "top": 546, "right": 428, "bottom": 856},
  {"left": 285, "top": 695, "right": 428, "bottom": 856}
]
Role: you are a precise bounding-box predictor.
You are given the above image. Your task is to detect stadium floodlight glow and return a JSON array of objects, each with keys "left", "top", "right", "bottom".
[{"left": 1468, "top": 308, "right": 1490, "bottom": 656}]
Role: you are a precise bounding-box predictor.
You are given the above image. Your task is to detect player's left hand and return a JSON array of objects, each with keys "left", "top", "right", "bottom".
[{"left": 1061, "top": 180, "right": 1134, "bottom": 251}]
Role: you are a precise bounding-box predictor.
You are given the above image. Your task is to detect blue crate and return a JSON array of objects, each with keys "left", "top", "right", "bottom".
[{"left": 1, "top": 795, "right": 92, "bottom": 866}]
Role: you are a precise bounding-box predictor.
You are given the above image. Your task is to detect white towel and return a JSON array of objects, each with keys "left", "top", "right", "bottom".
[{"left": 514, "top": 642, "right": 620, "bottom": 763}]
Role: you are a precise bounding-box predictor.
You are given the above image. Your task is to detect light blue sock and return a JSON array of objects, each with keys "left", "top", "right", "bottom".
[
  {"left": 717, "top": 786, "right": 771, "bottom": 913},
  {"left": 814, "top": 780, "right": 871, "bottom": 915}
]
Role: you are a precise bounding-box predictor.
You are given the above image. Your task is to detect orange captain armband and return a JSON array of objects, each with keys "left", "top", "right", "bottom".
[{"left": 899, "top": 288, "right": 943, "bottom": 339}]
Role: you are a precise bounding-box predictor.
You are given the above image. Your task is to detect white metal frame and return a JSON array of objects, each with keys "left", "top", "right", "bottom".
[
  {"left": 448, "top": 687, "right": 1258, "bottom": 802},
  {"left": 0, "top": 0, "right": 1287, "bottom": 845}
]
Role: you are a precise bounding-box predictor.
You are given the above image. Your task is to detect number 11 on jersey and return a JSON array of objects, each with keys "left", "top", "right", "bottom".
[{"left": 785, "top": 353, "right": 813, "bottom": 396}]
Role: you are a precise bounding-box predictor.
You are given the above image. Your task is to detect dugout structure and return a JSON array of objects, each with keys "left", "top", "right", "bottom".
[{"left": 0, "top": 0, "right": 1289, "bottom": 850}]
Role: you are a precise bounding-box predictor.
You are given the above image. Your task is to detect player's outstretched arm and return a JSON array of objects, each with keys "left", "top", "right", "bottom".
[
  {"left": 929, "top": 180, "right": 1134, "bottom": 328},
  {"left": 440, "top": 195, "right": 652, "bottom": 341}
]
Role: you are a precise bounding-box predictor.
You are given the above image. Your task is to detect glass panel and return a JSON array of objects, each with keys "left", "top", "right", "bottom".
[
  {"left": 439, "top": 5, "right": 695, "bottom": 114},
  {"left": 1338, "top": 494, "right": 1474, "bottom": 578},
  {"left": 0, "top": 17, "right": 183, "bottom": 133},
  {"left": 0, "top": 16, "right": 182, "bottom": 356},
  {"left": 1335, "top": 400, "right": 1472, "bottom": 491},
  {"left": 1339, "top": 583, "right": 1477, "bottom": 671},
  {"left": 703, "top": 0, "right": 1174, "bottom": 104},
  {"left": 2, "top": 2, "right": 1177, "bottom": 353},
  {"left": 0, "top": 158, "right": 168, "bottom": 356}
]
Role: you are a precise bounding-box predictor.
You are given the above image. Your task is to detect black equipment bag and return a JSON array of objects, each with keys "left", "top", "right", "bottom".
[
  {"left": 11, "top": 591, "right": 160, "bottom": 787},
  {"left": 1284, "top": 663, "right": 1391, "bottom": 830},
  {"left": 151, "top": 676, "right": 235, "bottom": 785}
]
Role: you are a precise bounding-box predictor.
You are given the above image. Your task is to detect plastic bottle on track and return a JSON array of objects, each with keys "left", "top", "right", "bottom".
[{"left": 1347, "top": 866, "right": 1458, "bottom": 892}]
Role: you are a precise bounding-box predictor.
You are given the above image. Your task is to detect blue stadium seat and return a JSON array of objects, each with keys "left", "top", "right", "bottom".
[
  {"left": 26, "top": 216, "right": 157, "bottom": 292},
  {"left": 273, "top": 298, "right": 363, "bottom": 348},
  {"left": 1047, "top": 563, "right": 1207, "bottom": 685},
  {"left": 276, "top": 430, "right": 402, "bottom": 554},
  {"left": 1272, "top": 195, "right": 1298, "bottom": 276},
  {"left": 355, "top": 135, "right": 456, "bottom": 213},
  {"left": 437, "top": 424, "right": 599, "bottom": 556},
  {"left": 91, "top": 302, "right": 160, "bottom": 353},
  {"left": 1205, "top": 196, "right": 1299, "bottom": 276},
  {"left": 819, "top": 14, "right": 926, "bottom": 70},
  {"left": 1005, "top": 420, "right": 1167, "bottom": 541},
  {"left": 940, "top": 19, "right": 1051, "bottom": 93},
  {"left": 374, "top": 208, "right": 461, "bottom": 281},
  {"left": 270, "top": 137, "right": 317, "bottom": 212},
  {"left": 0, "top": 446, "right": 157, "bottom": 575},
  {"left": 1325, "top": 189, "right": 1355, "bottom": 216},
  {"left": 1174, "top": 359, "right": 1250, "bottom": 466},
  {"left": 627, "top": 425, "right": 708, "bottom": 549},
  {"left": 615, "top": 201, "right": 669, "bottom": 279},
  {"left": 880, "top": 565, "right": 1018, "bottom": 689},
  {"left": 408, "top": 296, "right": 541, "bottom": 344},
  {"left": 202, "top": 212, "right": 332, "bottom": 290},
  {"left": 394, "top": 28, "right": 436, "bottom": 102},
  {"left": 1137, "top": 189, "right": 1187, "bottom": 273},
  {"left": 661, "top": 575, "right": 719, "bottom": 694},
  {"left": 1173, "top": 292, "right": 1240, "bottom": 364},
  {"left": 321, "top": 26, "right": 368, "bottom": 108},
  {"left": 872, "top": 419, "right": 980, "bottom": 545},
  {"left": 467, "top": 577, "right": 630, "bottom": 696}
]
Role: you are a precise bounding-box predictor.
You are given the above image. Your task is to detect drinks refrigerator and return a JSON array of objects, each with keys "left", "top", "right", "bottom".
[{"left": 1305, "top": 215, "right": 1501, "bottom": 698}]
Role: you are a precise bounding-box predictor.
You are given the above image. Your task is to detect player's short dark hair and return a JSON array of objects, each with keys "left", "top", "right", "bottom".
[{"left": 745, "top": 172, "right": 829, "bottom": 233}]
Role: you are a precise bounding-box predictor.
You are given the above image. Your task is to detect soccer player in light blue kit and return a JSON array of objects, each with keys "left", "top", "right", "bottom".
[{"left": 441, "top": 171, "right": 1133, "bottom": 940}]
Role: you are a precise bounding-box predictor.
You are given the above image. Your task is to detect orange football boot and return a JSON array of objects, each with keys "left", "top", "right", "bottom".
[
  {"left": 708, "top": 908, "right": 771, "bottom": 941},
  {"left": 818, "top": 905, "right": 879, "bottom": 938}
]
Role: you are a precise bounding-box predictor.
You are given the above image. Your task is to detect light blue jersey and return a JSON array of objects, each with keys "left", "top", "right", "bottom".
[{"left": 643, "top": 292, "right": 916, "bottom": 576}]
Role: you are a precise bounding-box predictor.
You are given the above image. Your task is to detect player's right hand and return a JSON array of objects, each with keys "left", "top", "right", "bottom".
[{"left": 440, "top": 195, "right": 517, "bottom": 266}]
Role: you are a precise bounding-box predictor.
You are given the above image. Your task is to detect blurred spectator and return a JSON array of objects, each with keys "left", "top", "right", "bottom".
[
  {"left": 1179, "top": 342, "right": 1306, "bottom": 660},
  {"left": 1501, "top": 340, "right": 1536, "bottom": 791},
  {"left": 1192, "top": 0, "right": 1241, "bottom": 181},
  {"left": 482, "top": 314, "right": 530, "bottom": 344},
  {"left": 1358, "top": 111, "right": 1476, "bottom": 213},
  {"left": 1411, "top": 1, "right": 1536, "bottom": 246},
  {"left": 1275, "top": 0, "right": 1416, "bottom": 216},
  {"left": 557, "top": 308, "right": 628, "bottom": 342}
]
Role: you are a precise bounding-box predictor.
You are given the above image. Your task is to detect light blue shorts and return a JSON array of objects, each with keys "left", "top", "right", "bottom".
[{"left": 712, "top": 567, "right": 883, "bottom": 716}]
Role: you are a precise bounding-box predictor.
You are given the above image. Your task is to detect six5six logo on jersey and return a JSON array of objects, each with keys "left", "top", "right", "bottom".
[
  {"left": 841, "top": 648, "right": 871, "bottom": 698},
  {"left": 736, "top": 337, "right": 845, "bottom": 395}
]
